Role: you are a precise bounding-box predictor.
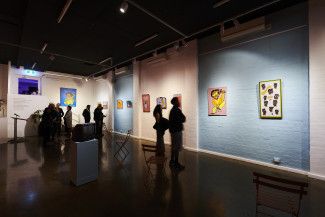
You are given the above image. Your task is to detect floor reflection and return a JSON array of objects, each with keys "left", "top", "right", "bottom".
[{"left": 0, "top": 134, "right": 324, "bottom": 217}]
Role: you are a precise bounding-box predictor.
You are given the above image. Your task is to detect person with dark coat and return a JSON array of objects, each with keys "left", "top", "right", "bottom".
[
  {"left": 82, "top": 105, "right": 91, "bottom": 123},
  {"left": 94, "top": 104, "right": 105, "bottom": 137},
  {"left": 41, "top": 103, "right": 57, "bottom": 145},
  {"left": 64, "top": 106, "right": 72, "bottom": 137},
  {"left": 153, "top": 105, "right": 169, "bottom": 156},
  {"left": 54, "top": 103, "right": 64, "bottom": 137},
  {"left": 169, "top": 97, "right": 186, "bottom": 170}
]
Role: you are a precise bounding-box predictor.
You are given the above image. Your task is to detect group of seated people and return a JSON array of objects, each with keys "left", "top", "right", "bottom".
[{"left": 39, "top": 103, "right": 105, "bottom": 145}]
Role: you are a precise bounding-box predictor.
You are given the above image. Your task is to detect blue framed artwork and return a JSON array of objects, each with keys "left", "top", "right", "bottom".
[{"left": 60, "top": 88, "right": 77, "bottom": 107}]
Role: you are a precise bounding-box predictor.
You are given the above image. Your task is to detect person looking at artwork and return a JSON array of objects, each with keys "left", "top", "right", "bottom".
[
  {"left": 94, "top": 104, "right": 106, "bottom": 137},
  {"left": 40, "top": 103, "right": 56, "bottom": 145},
  {"left": 153, "top": 105, "right": 169, "bottom": 156},
  {"left": 64, "top": 106, "right": 72, "bottom": 137},
  {"left": 54, "top": 103, "right": 64, "bottom": 137},
  {"left": 169, "top": 97, "right": 186, "bottom": 171},
  {"left": 82, "top": 105, "right": 91, "bottom": 123}
]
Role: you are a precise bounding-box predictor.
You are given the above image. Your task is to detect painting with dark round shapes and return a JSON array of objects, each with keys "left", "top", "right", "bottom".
[{"left": 259, "top": 79, "right": 282, "bottom": 119}]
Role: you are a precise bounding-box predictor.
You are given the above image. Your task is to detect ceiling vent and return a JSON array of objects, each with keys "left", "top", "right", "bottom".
[
  {"left": 146, "top": 53, "right": 168, "bottom": 65},
  {"left": 220, "top": 17, "right": 266, "bottom": 42}
]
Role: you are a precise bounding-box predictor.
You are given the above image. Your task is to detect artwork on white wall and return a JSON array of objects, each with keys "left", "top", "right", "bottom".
[
  {"left": 208, "top": 87, "right": 227, "bottom": 116},
  {"left": 173, "top": 94, "right": 182, "bottom": 110},
  {"left": 142, "top": 94, "right": 150, "bottom": 112},
  {"left": 102, "top": 101, "right": 108, "bottom": 110},
  {"left": 156, "top": 97, "right": 167, "bottom": 109},
  {"left": 259, "top": 79, "right": 282, "bottom": 119},
  {"left": 60, "top": 88, "right": 77, "bottom": 107},
  {"left": 0, "top": 99, "right": 7, "bottom": 117}
]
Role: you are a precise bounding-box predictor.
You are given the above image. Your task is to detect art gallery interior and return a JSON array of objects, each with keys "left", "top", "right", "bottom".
[{"left": 0, "top": 0, "right": 325, "bottom": 216}]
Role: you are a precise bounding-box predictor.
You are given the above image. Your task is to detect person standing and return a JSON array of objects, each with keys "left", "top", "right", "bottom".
[
  {"left": 94, "top": 104, "right": 105, "bottom": 137},
  {"left": 153, "top": 105, "right": 169, "bottom": 156},
  {"left": 64, "top": 106, "right": 72, "bottom": 137},
  {"left": 40, "top": 103, "right": 57, "bottom": 145},
  {"left": 169, "top": 97, "right": 186, "bottom": 170},
  {"left": 55, "top": 103, "right": 64, "bottom": 137},
  {"left": 82, "top": 105, "right": 91, "bottom": 123}
]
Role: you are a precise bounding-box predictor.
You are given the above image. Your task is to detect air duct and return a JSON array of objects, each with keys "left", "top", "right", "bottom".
[{"left": 220, "top": 17, "right": 267, "bottom": 42}]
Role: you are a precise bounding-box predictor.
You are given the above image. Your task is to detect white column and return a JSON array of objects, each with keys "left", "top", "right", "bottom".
[
  {"left": 309, "top": 0, "right": 325, "bottom": 179},
  {"left": 132, "top": 60, "right": 141, "bottom": 137}
]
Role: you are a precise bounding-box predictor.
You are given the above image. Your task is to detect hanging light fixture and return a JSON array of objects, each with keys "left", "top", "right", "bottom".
[{"left": 120, "top": 1, "right": 128, "bottom": 13}]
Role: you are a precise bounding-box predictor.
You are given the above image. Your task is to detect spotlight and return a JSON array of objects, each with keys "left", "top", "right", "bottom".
[
  {"left": 220, "top": 23, "right": 225, "bottom": 34},
  {"left": 120, "top": 1, "right": 128, "bottom": 13},
  {"left": 85, "top": 78, "right": 89, "bottom": 82},
  {"left": 233, "top": 19, "right": 240, "bottom": 27}
]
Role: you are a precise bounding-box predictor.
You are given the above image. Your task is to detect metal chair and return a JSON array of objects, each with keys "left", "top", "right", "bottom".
[
  {"left": 142, "top": 144, "right": 167, "bottom": 193},
  {"left": 113, "top": 130, "right": 131, "bottom": 163},
  {"left": 253, "top": 172, "right": 308, "bottom": 217}
]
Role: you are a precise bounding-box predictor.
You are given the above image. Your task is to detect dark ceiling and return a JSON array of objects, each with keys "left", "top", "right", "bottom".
[{"left": 0, "top": 0, "right": 305, "bottom": 76}]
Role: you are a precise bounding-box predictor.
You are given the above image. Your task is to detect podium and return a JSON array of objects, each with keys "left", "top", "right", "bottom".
[
  {"left": 8, "top": 115, "right": 27, "bottom": 143},
  {"left": 70, "top": 139, "right": 98, "bottom": 186}
]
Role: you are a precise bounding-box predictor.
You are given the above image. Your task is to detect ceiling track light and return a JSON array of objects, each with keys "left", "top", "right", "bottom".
[
  {"left": 220, "top": 23, "right": 225, "bottom": 34},
  {"left": 119, "top": 1, "right": 128, "bottom": 14},
  {"left": 40, "top": 43, "right": 48, "bottom": 54},
  {"left": 57, "top": 0, "right": 73, "bottom": 24},
  {"left": 213, "top": 0, "right": 230, "bottom": 8},
  {"left": 31, "top": 62, "right": 37, "bottom": 69},
  {"left": 99, "top": 57, "right": 112, "bottom": 65},
  {"left": 233, "top": 19, "right": 240, "bottom": 27},
  {"left": 135, "top": 34, "right": 158, "bottom": 47}
]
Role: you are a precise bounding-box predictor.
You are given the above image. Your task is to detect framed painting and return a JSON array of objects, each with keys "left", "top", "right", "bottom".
[
  {"left": 127, "top": 100, "right": 133, "bottom": 108},
  {"left": 173, "top": 94, "right": 182, "bottom": 110},
  {"left": 259, "top": 79, "right": 282, "bottom": 119},
  {"left": 102, "top": 101, "right": 108, "bottom": 109},
  {"left": 117, "top": 99, "right": 123, "bottom": 109},
  {"left": 208, "top": 87, "right": 227, "bottom": 116},
  {"left": 60, "top": 88, "right": 77, "bottom": 107},
  {"left": 156, "top": 97, "right": 167, "bottom": 109},
  {"left": 142, "top": 94, "right": 150, "bottom": 112}
]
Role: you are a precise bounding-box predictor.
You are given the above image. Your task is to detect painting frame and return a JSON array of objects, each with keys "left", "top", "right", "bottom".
[
  {"left": 60, "top": 88, "right": 77, "bottom": 107},
  {"left": 173, "top": 94, "right": 182, "bottom": 110},
  {"left": 208, "top": 87, "right": 227, "bottom": 116},
  {"left": 259, "top": 79, "right": 283, "bottom": 119},
  {"left": 142, "top": 94, "right": 150, "bottom": 112},
  {"left": 117, "top": 99, "right": 123, "bottom": 109},
  {"left": 127, "top": 100, "right": 133, "bottom": 108},
  {"left": 156, "top": 97, "right": 167, "bottom": 109}
]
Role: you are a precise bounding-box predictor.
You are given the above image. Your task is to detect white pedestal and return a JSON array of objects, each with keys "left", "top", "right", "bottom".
[{"left": 70, "top": 139, "right": 98, "bottom": 186}]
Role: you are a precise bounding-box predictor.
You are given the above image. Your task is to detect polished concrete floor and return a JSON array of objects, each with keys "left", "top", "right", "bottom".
[{"left": 0, "top": 134, "right": 324, "bottom": 217}]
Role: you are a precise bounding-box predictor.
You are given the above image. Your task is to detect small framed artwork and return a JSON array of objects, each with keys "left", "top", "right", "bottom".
[
  {"left": 102, "top": 101, "right": 108, "bottom": 109},
  {"left": 127, "top": 100, "right": 133, "bottom": 108},
  {"left": 117, "top": 99, "right": 123, "bottom": 109},
  {"left": 173, "top": 94, "right": 182, "bottom": 110},
  {"left": 259, "top": 79, "right": 282, "bottom": 119},
  {"left": 208, "top": 87, "right": 227, "bottom": 116},
  {"left": 156, "top": 97, "right": 167, "bottom": 109},
  {"left": 142, "top": 94, "right": 150, "bottom": 112}
]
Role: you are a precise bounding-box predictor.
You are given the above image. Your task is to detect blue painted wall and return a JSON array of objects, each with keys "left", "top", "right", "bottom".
[
  {"left": 114, "top": 74, "right": 133, "bottom": 133},
  {"left": 198, "top": 4, "right": 309, "bottom": 170}
]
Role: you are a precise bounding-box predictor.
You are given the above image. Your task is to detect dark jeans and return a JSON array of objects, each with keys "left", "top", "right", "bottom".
[{"left": 95, "top": 121, "right": 103, "bottom": 136}]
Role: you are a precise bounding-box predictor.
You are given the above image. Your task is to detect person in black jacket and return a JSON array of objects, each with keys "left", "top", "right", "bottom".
[
  {"left": 169, "top": 97, "right": 186, "bottom": 170},
  {"left": 55, "top": 103, "right": 64, "bottom": 137},
  {"left": 94, "top": 104, "right": 105, "bottom": 137},
  {"left": 82, "top": 105, "right": 91, "bottom": 123},
  {"left": 153, "top": 105, "right": 169, "bottom": 156}
]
